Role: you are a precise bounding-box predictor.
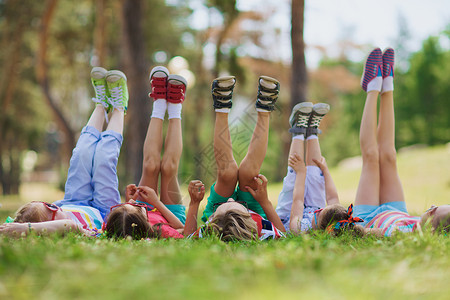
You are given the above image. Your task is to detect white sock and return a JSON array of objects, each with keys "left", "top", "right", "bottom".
[
  {"left": 167, "top": 102, "right": 182, "bottom": 119},
  {"left": 151, "top": 99, "right": 167, "bottom": 120},
  {"left": 215, "top": 108, "right": 230, "bottom": 113},
  {"left": 381, "top": 76, "right": 394, "bottom": 93},
  {"left": 307, "top": 135, "right": 318, "bottom": 140},
  {"left": 293, "top": 134, "right": 305, "bottom": 141},
  {"left": 367, "top": 76, "right": 382, "bottom": 92}
]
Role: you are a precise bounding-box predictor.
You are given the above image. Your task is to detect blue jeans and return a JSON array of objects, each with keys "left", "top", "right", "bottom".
[{"left": 53, "top": 126, "right": 123, "bottom": 218}]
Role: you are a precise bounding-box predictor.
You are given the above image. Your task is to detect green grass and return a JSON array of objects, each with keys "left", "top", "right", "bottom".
[{"left": 0, "top": 145, "right": 449, "bottom": 299}]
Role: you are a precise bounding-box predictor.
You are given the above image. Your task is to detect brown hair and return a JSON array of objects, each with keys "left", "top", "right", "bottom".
[
  {"left": 431, "top": 213, "right": 450, "bottom": 234},
  {"left": 318, "top": 204, "right": 365, "bottom": 237},
  {"left": 14, "top": 202, "right": 48, "bottom": 223},
  {"left": 206, "top": 209, "right": 258, "bottom": 242},
  {"left": 104, "top": 205, "right": 163, "bottom": 240}
]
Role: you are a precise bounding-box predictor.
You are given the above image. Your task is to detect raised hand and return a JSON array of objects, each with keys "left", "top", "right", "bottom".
[
  {"left": 136, "top": 186, "right": 159, "bottom": 206},
  {"left": 288, "top": 153, "right": 306, "bottom": 173},
  {"left": 188, "top": 180, "right": 205, "bottom": 204},
  {"left": 245, "top": 174, "right": 270, "bottom": 205},
  {"left": 312, "top": 156, "right": 328, "bottom": 173},
  {"left": 125, "top": 184, "right": 138, "bottom": 202}
]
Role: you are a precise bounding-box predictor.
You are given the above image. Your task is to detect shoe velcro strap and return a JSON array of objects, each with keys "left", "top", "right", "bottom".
[
  {"left": 167, "top": 85, "right": 186, "bottom": 103},
  {"left": 307, "top": 127, "right": 322, "bottom": 137},
  {"left": 212, "top": 92, "right": 233, "bottom": 101},
  {"left": 289, "top": 127, "right": 307, "bottom": 135},
  {"left": 255, "top": 101, "right": 275, "bottom": 111},
  {"left": 213, "top": 99, "right": 232, "bottom": 109}
]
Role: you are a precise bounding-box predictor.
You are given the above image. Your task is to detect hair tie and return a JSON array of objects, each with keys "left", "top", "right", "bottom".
[{"left": 327, "top": 204, "right": 364, "bottom": 233}]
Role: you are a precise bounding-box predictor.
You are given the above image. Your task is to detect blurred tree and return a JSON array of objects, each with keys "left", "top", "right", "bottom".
[{"left": 291, "top": 0, "right": 307, "bottom": 107}]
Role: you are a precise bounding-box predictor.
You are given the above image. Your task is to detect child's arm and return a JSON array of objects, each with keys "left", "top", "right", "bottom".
[
  {"left": 246, "top": 174, "right": 286, "bottom": 232},
  {"left": 136, "top": 186, "right": 184, "bottom": 230},
  {"left": 184, "top": 180, "right": 205, "bottom": 236},
  {"left": 0, "top": 220, "right": 82, "bottom": 237},
  {"left": 288, "top": 153, "right": 307, "bottom": 234},
  {"left": 313, "top": 157, "right": 339, "bottom": 205},
  {"left": 125, "top": 184, "right": 138, "bottom": 202}
]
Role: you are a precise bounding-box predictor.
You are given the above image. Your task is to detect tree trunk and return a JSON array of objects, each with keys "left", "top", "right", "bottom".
[
  {"left": 94, "top": 0, "right": 107, "bottom": 66},
  {"left": 291, "top": 0, "right": 307, "bottom": 108},
  {"left": 36, "top": 0, "right": 75, "bottom": 161},
  {"left": 120, "top": 0, "right": 151, "bottom": 184}
]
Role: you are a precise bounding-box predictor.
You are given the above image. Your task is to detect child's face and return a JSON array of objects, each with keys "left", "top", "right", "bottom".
[
  {"left": 37, "top": 202, "right": 69, "bottom": 221},
  {"left": 213, "top": 199, "right": 248, "bottom": 217},
  {"left": 420, "top": 205, "right": 450, "bottom": 230}
]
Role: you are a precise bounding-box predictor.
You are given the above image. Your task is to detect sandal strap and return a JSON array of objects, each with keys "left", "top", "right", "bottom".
[{"left": 212, "top": 79, "right": 235, "bottom": 108}]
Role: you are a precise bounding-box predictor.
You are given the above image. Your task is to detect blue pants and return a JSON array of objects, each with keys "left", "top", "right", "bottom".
[{"left": 53, "top": 126, "right": 123, "bottom": 218}]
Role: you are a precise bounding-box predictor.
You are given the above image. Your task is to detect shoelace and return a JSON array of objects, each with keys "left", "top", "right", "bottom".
[
  {"left": 109, "top": 86, "right": 124, "bottom": 110},
  {"left": 309, "top": 114, "right": 324, "bottom": 128},
  {"left": 296, "top": 114, "right": 310, "bottom": 127},
  {"left": 92, "top": 85, "right": 109, "bottom": 123}
]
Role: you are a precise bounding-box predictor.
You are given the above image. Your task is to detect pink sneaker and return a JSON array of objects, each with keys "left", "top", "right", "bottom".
[
  {"left": 149, "top": 66, "right": 169, "bottom": 100},
  {"left": 361, "top": 48, "right": 382, "bottom": 92},
  {"left": 167, "top": 75, "right": 187, "bottom": 104},
  {"left": 382, "top": 48, "right": 395, "bottom": 78}
]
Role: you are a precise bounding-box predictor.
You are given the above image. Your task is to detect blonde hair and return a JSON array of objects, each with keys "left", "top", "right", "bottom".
[
  {"left": 14, "top": 202, "right": 48, "bottom": 223},
  {"left": 105, "top": 205, "right": 163, "bottom": 240},
  {"left": 206, "top": 209, "right": 258, "bottom": 242}
]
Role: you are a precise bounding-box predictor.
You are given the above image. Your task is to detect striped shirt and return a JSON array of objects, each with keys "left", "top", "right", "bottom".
[
  {"left": 190, "top": 210, "right": 285, "bottom": 240},
  {"left": 366, "top": 210, "right": 420, "bottom": 237},
  {"left": 60, "top": 204, "right": 104, "bottom": 232}
]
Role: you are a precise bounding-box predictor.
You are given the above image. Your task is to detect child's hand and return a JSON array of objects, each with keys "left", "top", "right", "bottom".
[
  {"left": 246, "top": 174, "right": 269, "bottom": 205},
  {"left": 312, "top": 156, "right": 328, "bottom": 172},
  {"left": 288, "top": 153, "right": 306, "bottom": 173},
  {"left": 125, "top": 184, "right": 138, "bottom": 202},
  {"left": 188, "top": 180, "right": 205, "bottom": 204},
  {"left": 0, "top": 223, "right": 27, "bottom": 237},
  {"left": 136, "top": 186, "right": 159, "bottom": 206}
]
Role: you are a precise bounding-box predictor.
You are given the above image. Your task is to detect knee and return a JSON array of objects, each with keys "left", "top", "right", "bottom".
[
  {"left": 218, "top": 162, "right": 238, "bottom": 183},
  {"left": 362, "top": 148, "right": 379, "bottom": 166},
  {"left": 161, "top": 157, "right": 178, "bottom": 177},
  {"left": 142, "top": 157, "right": 160, "bottom": 177},
  {"left": 379, "top": 147, "right": 397, "bottom": 166}
]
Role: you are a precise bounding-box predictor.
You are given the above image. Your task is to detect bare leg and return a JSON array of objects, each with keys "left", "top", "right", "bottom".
[
  {"left": 87, "top": 105, "right": 106, "bottom": 132},
  {"left": 378, "top": 91, "right": 404, "bottom": 204},
  {"left": 105, "top": 108, "right": 124, "bottom": 135},
  {"left": 355, "top": 91, "right": 380, "bottom": 206},
  {"left": 238, "top": 112, "right": 270, "bottom": 191},
  {"left": 305, "top": 137, "right": 321, "bottom": 166},
  {"left": 160, "top": 118, "right": 183, "bottom": 205},
  {"left": 289, "top": 138, "right": 305, "bottom": 161},
  {"left": 214, "top": 112, "right": 238, "bottom": 197},
  {"left": 139, "top": 117, "right": 163, "bottom": 192}
]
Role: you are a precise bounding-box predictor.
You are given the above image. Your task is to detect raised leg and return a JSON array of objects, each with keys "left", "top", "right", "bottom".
[
  {"left": 214, "top": 112, "right": 238, "bottom": 197},
  {"left": 138, "top": 117, "right": 163, "bottom": 192},
  {"left": 354, "top": 91, "right": 380, "bottom": 206},
  {"left": 238, "top": 112, "right": 270, "bottom": 191},
  {"left": 378, "top": 90, "right": 404, "bottom": 204},
  {"left": 160, "top": 118, "right": 183, "bottom": 205}
]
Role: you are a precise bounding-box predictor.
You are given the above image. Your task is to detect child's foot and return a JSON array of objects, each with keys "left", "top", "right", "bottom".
[
  {"left": 361, "top": 48, "right": 382, "bottom": 92},
  {"left": 381, "top": 48, "right": 395, "bottom": 93},
  {"left": 307, "top": 103, "right": 330, "bottom": 136},
  {"left": 289, "top": 102, "right": 313, "bottom": 136},
  {"left": 106, "top": 70, "right": 128, "bottom": 112},
  {"left": 149, "top": 66, "right": 169, "bottom": 100},
  {"left": 211, "top": 76, "right": 236, "bottom": 111},
  {"left": 256, "top": 76, "right": 279, "bottom": 112},
  {"left": 167, "top": 74, "right": 187, "bottom": 103},
  {"left": 91, "top": 67, "right": 110, "bottom": 111}
]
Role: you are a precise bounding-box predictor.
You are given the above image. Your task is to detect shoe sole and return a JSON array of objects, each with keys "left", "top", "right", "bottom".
[
  {"left": 168, "top": 74, "right": 187, "bottom": 87},
  {"left": 312, "top": 103, "right": 330, "bottom": 115},
  {"left": 91, "top": 67, "right": 107, "bottom": 79},
  {"left": 150, "top": 66, "right": 169, "bottom": 79},
  {"left": 289, "top": 102, "right": 313, "bottom": 126},
  {"left": 106, "top": 70, "right": 127, "bottom": 82},
  {"left": 214, "top": 75, "right": 236, "bottom": 87}
]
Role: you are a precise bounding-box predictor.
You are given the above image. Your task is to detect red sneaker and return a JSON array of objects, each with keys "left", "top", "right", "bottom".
[
  {"left": 149, "top": 66, "right": 169, "bottom": 100},
  {"left": 167, "top": 74, "right": 187, "bottom": 104}
]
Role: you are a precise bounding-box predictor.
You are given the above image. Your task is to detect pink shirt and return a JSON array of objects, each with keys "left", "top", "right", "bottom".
[{"left": 147, "top": 210, "right": 183, "bottom": 239}]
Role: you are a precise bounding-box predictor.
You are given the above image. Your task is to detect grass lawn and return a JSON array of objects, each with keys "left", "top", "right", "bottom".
[{"left": 0, "top": 145, "right": 449, "bottom": 299}]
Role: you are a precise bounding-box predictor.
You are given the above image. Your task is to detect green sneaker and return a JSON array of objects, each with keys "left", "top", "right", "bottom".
[
  {"left": 91, "top": 67, "right": 111, "bottom": 112},
  {"left": 106, "top": 70, "right": 129, "bottom": 112}
]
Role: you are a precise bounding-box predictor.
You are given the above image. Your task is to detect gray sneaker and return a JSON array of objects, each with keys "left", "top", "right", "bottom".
[
  {"left": 288, "top": 102, "right": 313, "bottom": 135},
  {"left": 307, "top": 103, "right": 330, "bottom": 136}
]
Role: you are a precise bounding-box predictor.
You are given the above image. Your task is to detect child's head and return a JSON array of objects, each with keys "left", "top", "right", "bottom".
[
  {"left": 104, "top": 203, "right": 161, "bottom": 239},
  {"left": 315, "top": 203, "right": 365, "bottom": 237},
  {"left": 14, "top": 201, "right": 65, "bottom": 223},
  {"left": 208, "top": 199, "right": 258, "bottom": 241},
  {"left": 420, "top": 205, "right": 450, "bottom": 233}
]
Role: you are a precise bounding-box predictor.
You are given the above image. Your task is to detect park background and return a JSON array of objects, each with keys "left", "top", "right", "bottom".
[{"left": 0, "top": 0, "right": 449, "bottom": 299}]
